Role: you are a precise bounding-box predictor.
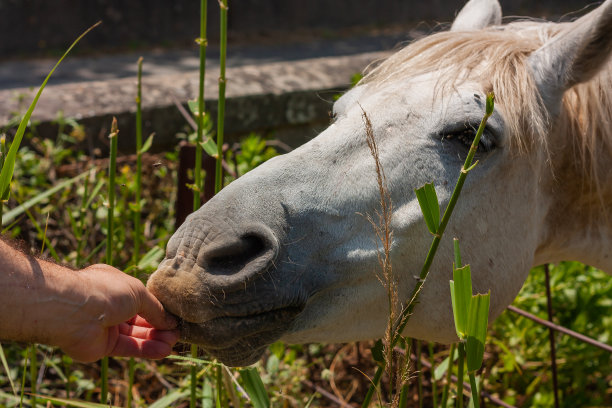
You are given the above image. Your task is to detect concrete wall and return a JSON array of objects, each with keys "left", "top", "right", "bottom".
[{"left": 0, "top": 0, "right": 595, "bottom": 58}]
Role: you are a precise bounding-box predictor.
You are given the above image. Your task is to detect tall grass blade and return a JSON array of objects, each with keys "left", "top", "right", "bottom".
[
  {"left": 429, "top": 342, "right": 438, "bottom": 408},
  {"left": 0, "top": 135, "right": 6, "bottom": 225},
  {"left": 0, "top": 21, "right": 100, "bottom": 202},
  {"left": 465, "top": 292, "right": 490, "bottom": 373},
  {"left": 215, "top": 0, "right": 228, "bottom": 194},
  {"left": 415, "top": 182, "right": 440, "bottom": 234},
  {"left": 239, "top": 367, "right": 271, "bottom": 408},
  {"left": 36, "top": 395, "right": 121, "bottom": 407},
  {"left": 128, "top": 55, "right": 145, "bottom": 408},
  {"left": 29, "top": 346, "right": 37, "bottom": 408},
  {"left": 102, "top": 117, "right": 119, "bottom": 405},
  {"left": 191, "top": 0, "right": 209, "bottom": 404},
  {"left": 133, "top": 56, "right": 144, "bottom": 266},
  {"left": 147, "top": 389, "right": 191, "bottom": 408},
  {"left": 202, "top": 379, "right": 214, "bottom": 408},
  {"left": 439, "top": 344, "right": 456, "bottom": 408},
  {"left": 450, "top": 265, "right": 472, "bottom": 338},
  {"left": 0, "top": 344, "right": 16, "bottom": 396},
  {"left": 1, "top": 171, "right": 88, "bottom": 225},
  {"left": 457, "top": 343, "right": 465, "bottom": 408},
  {"left": 453, "top": 237, "right": 462, "bottom": 269}
]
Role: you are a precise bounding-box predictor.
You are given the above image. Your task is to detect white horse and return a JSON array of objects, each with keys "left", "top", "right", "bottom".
[{"left": 148, "top": 0, "right": 612, "bottom": 366}]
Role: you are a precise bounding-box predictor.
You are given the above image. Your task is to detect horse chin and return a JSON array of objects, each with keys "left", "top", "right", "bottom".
[{"left": 179, "top": 306, "right": 304, "bottom": 367}]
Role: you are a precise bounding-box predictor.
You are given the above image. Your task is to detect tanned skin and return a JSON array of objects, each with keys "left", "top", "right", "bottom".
[{"left": 0, "top": 238, "right": 179, "bottom": 362}]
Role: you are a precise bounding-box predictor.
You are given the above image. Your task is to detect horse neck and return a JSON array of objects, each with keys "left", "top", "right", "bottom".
[{"left": 536, "top": 74, "right": 612, "bottom": 273}]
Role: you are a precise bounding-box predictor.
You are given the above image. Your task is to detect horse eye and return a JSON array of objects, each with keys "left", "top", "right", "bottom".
[{"left": 442, "top": 126, "right": 494, "bottom": 153}]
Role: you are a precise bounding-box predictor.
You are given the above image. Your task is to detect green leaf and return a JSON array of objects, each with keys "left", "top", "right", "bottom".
[
  {"left": 137, "top": 246, "right": 166, "bottom": 270},
  {"left": 202, "top": 379, "right": 214, "bottom": 408},
  {"left": 139, "top": 133, "right": 155, "bottom": 154},
  {"left": 371, "top": 339, "right": 385, "bottom": 363},
  {"left": 239, "top": 367, "right": 270, "bottom": 408},
  {"left": 0, "top": 344, "right": 16, "bottom": 396},
  {"left": 200, "top": 138, "right": 218, "bottom": 158},
  {"left": 466, "top": 291, "right": 490, "bottom": 373},
  {"left": 433, "top": 349, "right": 460, "bottom": 381},
  {"left": 453, "top": 238, "right": 462, "bottom": 270},
  {"left": 187, "top": 99, "right": 201, "bottom": 116},
  {"left": 0, "top": 22, "right": 100, "bottom": 203},
  {"left": 2, "top": 171, "right": 89, "bottom": 225},
  {"left": 148, "top": 388, "right": 191, "bottom": 408},
  {"left": 35, "top": 395, "right": 121, "bottom": 407},
  {"left": 450, "top": 264, "right": 472, "bottom": 338},
  {"left": 415, "top": 183, "right": 440, "bottom": 234},
  {"left": 166, "top": 354, "right": 220, "bottom": 366}
]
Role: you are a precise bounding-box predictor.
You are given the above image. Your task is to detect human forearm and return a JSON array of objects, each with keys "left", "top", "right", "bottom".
[
  {"left": 0, "top": 238, "right": 178, "bottom": 361},
  {"left": 0, "top": 238, "right": 89, "bottom": 347}
]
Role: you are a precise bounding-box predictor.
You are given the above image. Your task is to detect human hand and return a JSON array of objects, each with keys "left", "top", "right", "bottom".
[{"left": 56, "top": 264, "right": 179, "bottom": 362}]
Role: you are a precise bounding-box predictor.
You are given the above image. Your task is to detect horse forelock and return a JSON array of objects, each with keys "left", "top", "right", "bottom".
[{"left": 360, "top": 22, "right": 612, "bottom": 216}]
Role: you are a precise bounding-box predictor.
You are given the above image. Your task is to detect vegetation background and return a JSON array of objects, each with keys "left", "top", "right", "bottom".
[{"left": 0, "top": 1, "right": 610, "bottom": 406}]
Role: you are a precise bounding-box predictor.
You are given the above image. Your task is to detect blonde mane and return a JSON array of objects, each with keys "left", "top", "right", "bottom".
[{"left": 361, "top": 22, "right": 612, "bottom": 210}]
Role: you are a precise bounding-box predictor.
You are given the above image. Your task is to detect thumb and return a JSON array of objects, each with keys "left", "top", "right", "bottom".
[{"left": 137, "top": 289, "right": 178, "bottom": 330}]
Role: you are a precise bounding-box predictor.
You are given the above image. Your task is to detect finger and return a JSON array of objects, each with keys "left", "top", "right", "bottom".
[
  {"left": 118, "top": 323, "right": 180, "bottom": 345},
  {"left": 137, "top": 290, "right": 178, "bottom": 330},
  {"left": 109, "top": 335, "right": 175, "bottom": 360},
  {"left": 132, "top": 315, "right": 153, "bottom": 328}
]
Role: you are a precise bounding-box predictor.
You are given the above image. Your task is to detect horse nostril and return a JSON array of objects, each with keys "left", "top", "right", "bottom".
[
  {"left": 194, "top": 223, "right": 278, "bottom": 286},
  {"left": 205, "top": 234, "right": 267, "bottom": 274}
]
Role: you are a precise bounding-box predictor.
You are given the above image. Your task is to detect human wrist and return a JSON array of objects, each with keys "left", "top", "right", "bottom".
[{"left": 0, "top": 241, "right": 93, "bottom": 347}]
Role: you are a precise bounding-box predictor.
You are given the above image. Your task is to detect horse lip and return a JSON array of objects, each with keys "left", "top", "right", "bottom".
[{"left": 178, "top": 305, "right": 304, "bottom": 360}]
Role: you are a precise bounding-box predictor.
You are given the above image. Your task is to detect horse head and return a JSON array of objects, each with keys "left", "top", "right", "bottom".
[{"left": 148, "top": 0, "right": 612, "bottom": 366}]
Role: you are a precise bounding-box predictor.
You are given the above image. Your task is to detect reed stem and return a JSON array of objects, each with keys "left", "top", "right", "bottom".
[
  {"left": 416, "top": 340, "right": 423, "bottom": 408},
  {"left": 440, "top": 343, "right": 455, "bottom": 408},
  {"left": 133, "top": 56, "right": 143, "bottom": 264},
  {"left": 29, "top": 346, "right": 37, "bottom": 408},
  {"left": 0, "top": 135, "right": 5, "bottom": 227},
  {"left": 190, "top": 1, "right": 208, "bottom": 405},
  {"left": 215, "top": 0, "right": 228, "bottom": 194},
  {"left": 102, "top": 117, "right": 119, "bottom": 405},
  {"left": 457, "top": 343, "right": 465, "bottom": 408},
  {"left": 429, "top": 342, "right": 438, "bottom": 408},
  {"left": 468, "top": 373, "right": 480, "bottom": 408},
  {"left": 194, "top": 0, "right": 208, "bottom": 209}
]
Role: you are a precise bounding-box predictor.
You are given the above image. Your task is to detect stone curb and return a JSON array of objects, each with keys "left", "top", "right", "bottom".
[{"left": 0, "top": 51, "right": 389, "bottom": 153}]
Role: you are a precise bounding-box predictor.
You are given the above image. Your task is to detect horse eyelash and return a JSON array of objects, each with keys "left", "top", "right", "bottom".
[{"left": 442, "top": 126, "right": 495, "bottom": 152}]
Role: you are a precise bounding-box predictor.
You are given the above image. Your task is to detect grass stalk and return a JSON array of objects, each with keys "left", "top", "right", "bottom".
[
  {"left": 133, "top": 56, "right": 144, "bottom": 264},
  {"left": 194, "top": 0, "right": 208, "bottom": 209},
  {"left": 215, "top": 0, "right": 228, "bottom": 194},
  {"left": 0, "top": 135, "right": 6, "bottom": 227},
  {"left": 361, "top": 93, "right": 495, "bottom": 407},
  {"left": 102, "top": 117, "right": 119, "bottom": 405},
  {"left": 29, "top": 346, "right": 37, "bottom": 408},
  {"left": 468, "top": 373, "right": 479, "bottom": 408},
  {"left": 19, "top": 349, "right": 28, "bottom": 408},
  {"left": 440, "top": 344, "right": 455, "bottom": 408},
  {"left": 191, "top": 0, "right": 209, "bottom": 405},
  {"left": 416, "top": 340, "right": 423, "bottom": 408},
  {"left": 126, "top": 54, "right": 144, "bottom": 408},
  {"left": 0, "top": 22, "right": 100, "bottom": 207},
  {"left": 429, "top": 342, "right": 438, "bottom": 408},
  {"left": 457, "top": 343, "right": 465, "bottom": 408}
]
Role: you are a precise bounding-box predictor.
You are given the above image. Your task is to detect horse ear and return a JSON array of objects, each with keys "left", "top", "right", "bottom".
[
  {"left": 528, "top": 0, "right": 612, "bottom": 112},
  {"left": 450, "top": 0, "right": 502, "bottom": 31}
]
